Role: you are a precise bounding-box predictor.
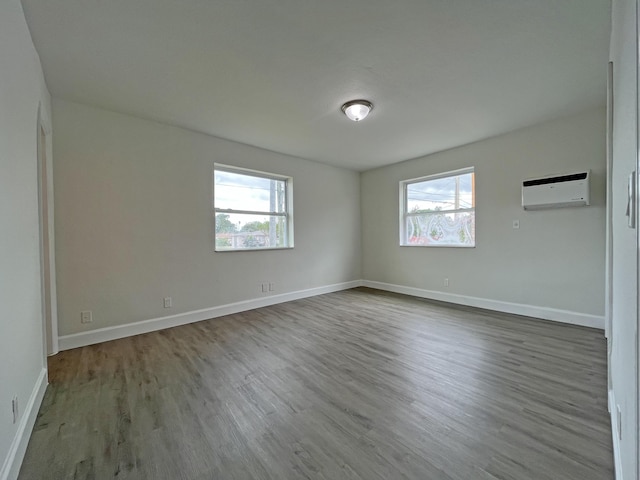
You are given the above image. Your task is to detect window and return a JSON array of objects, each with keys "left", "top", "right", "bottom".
[
  {"left": 214, "top": 164, "right": 293, "bottom": 251},
  {"left": 400, "top": 167, "right": 475, "bottom": 247}
]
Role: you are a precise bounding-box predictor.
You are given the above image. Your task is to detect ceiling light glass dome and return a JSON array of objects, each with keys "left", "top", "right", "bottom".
[{"left": 341, "top": 100, "right": 373, "bottom": 121}]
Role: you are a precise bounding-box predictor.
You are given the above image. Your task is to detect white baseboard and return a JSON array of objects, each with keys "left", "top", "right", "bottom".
[
  {"left": 59, "top": 279, "right": 605, "bottom": 351},
  {"left": 608, "top": 390, "right": 623, "bottom": 480},
  {"left": 59, "top": 280, "right": 362, "bottom": 351},
  {"left": 0, "top": 368, "right": 47, "bottom": 480},
  {"left": 362, "top": 280, "right": 605, "bottom": 330}
]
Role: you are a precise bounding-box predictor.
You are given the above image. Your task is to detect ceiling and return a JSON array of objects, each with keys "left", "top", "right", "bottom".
[{"left": 21, "top": 0, "right": 610, "bottom": 171}]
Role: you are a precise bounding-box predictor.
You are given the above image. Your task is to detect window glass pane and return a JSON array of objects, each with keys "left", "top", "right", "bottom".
[
  {"left": 407, "top": 172, "right": 474, "bottom": 212},
  {"left": 214, "top": 170, "right": 286, "bottom": 213},
  {"left": 215, "top": 213, "right": 287, "bottom": 250},
  {"left": 214, "top": 165, "right": 293, "bottom": 251},
  {"left": 406, "top": 211, "right": 475, "bottom": 246}
]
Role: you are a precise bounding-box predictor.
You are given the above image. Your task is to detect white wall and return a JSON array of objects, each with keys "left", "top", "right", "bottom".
[
  {"left": 52, "top": 99, "right": 361, "bottom": 337},
  {"left": 0, "top": 1, "right": 51, "bottom": 478},
  {"left": 361, "top": 108, "right": 606, "bottom": 322},
  {"left": 609, "top": 0, "right": 638, "bottom": 478}
]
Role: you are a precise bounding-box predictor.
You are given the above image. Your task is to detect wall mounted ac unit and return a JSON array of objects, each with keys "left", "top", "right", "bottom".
[{"left": 522, "top": 171, "right": 590, "bottom": 210}]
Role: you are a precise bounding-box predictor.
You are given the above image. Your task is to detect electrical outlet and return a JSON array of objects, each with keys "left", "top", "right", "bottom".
[
  {"left": 80, "top": 310, "right": 92, "bottom": 324},
  {"left": 444, "top": 278, "right": 449, "bottom": 287},
  {"left": 269, "top": 282, "right": 274, "bottom": 292},
  {"left": 261, "top": 283, "right": 268, "bottom": 293},
  {"left": 163, "top": 297, "right": 172, "bottom": 308},
  {"left": 12, "top": 396, "right": 18, "bottom": 424},
  {"left": 513, "top": 220, "right": 520, "bottom": 229}
]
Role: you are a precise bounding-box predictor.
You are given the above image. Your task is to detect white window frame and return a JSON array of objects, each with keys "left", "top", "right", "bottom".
[
  {"left": 399, "top": 167, "right": 475, "bottom": 248},
  {"left": 214, "top": 163, "right": 294, "bottom": 251}
]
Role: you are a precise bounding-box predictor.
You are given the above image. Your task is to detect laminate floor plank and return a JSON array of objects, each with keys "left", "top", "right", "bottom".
[{"left": 19, "top": 287, "right": 613, "bottom": 479}]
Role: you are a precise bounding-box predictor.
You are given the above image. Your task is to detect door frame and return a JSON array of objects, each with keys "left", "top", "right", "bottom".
[
  {"left": 606, "top": 61, "right": 614, "bottom": 398},
  {"left": 635, "top": 2, "right": 640, "bottom": 476},
  {"left": 37, "top": 102, "right": 58, "bottom": 358}
]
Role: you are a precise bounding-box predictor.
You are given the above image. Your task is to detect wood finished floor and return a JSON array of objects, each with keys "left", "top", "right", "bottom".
[{"left": 19, "top": 288, "right": 613, "bottom": 480}]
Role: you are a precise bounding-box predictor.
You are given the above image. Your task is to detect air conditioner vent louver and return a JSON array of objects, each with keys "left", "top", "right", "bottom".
[
  {"left": 522, "top": 171, "right": 590, "bottom": 210},
  {"left": 522, "top": 172, "right": 588, "bottom": 187}
]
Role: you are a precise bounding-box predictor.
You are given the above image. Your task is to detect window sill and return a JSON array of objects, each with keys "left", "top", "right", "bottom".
[
  {"left": 399, "top": 244, "right": 475, "bottom": 248},
  {"left": 214, "top": 246, "right": 294, "bottom": 253}
]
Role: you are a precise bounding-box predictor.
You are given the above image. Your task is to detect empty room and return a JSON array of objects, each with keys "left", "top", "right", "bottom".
[{"left": 2, "top": 0, "right": 638, "bottom": 479}]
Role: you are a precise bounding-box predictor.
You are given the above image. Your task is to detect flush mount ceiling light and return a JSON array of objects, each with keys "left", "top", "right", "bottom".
[{"left": 341, "top": 100, "right": 373, "bottom": 122}]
